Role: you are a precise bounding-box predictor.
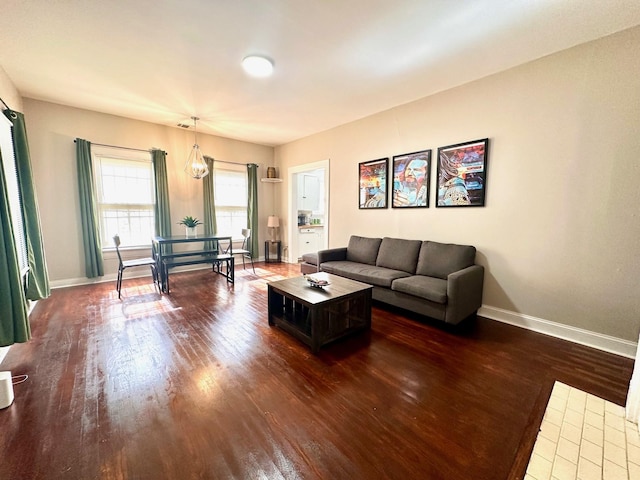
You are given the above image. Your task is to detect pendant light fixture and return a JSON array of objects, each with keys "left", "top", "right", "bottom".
[{"left": 184, "top": 116, "right": 209, "bottom": 179}]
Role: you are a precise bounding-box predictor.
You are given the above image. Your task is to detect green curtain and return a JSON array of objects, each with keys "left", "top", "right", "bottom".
[
  {"left": 152, "top": 149, "right": 172, "bottom": 253},
  {"left": 202, "top": 156, "right": 218, "bottom": 251},
  {"left": 0, "top": 148, "right": 30, "bottom": 346},
  {"left": 76, "top": 138, "right": 104, "bottom": 277},
  {"left": 5, "top": 110, "right": 50, "bottom": 300},
  {"left": 247, "top": 163, "right": 259, "bottom": 257},
  {"left": 152, "top": 149, "right": 171, "bottom": 236}
]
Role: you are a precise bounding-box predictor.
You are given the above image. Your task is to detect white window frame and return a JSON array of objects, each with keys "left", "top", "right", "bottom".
[
  {"left": 92, "top": 146, "right": 155, "bottom": 250},
  {"left": 213, "top": 164, "right": 247, "bottom": 241}
]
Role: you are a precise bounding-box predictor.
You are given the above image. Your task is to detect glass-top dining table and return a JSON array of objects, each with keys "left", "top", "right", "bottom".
[{"left": 152, "top": 234, "right": 234, "bottom": 292}]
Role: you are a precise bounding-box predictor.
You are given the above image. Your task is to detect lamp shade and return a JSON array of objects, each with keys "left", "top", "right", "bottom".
[{"left": 267, "top": 216, "right": 279, "bottom": 228}]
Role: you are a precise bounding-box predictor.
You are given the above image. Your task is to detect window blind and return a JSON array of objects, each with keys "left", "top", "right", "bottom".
[{"left": 0, "top": 112, "right": 28, "bottom": 278}]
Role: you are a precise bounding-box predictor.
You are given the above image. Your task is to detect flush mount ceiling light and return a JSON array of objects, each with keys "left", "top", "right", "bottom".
[
  {"left": 184, "top": 116, "right": 209, "bottom": 179},
  {"left": 242, "top": 55, "right": 274, "bottom": 77}
]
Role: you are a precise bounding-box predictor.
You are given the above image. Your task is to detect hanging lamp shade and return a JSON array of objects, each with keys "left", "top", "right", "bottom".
[{"left": 184, "top": 116, "right": 209, "bottom": 179}]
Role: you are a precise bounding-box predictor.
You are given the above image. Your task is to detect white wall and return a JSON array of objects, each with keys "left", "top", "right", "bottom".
[
  {"left": 22, "top": 99, "right": 274, "bottom": 284},
  {"left": 0, "top": 65, "right": 22, "bottom": 112},
  {"left": 275, "top": 26, "right": 640, "bottom": 344}
]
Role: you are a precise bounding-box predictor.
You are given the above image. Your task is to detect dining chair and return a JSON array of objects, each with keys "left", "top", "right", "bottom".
[
  {"left": 113, "top": 234, "right": 158, "bottom": 298},
  {"left": 226, "top": 228, "right": 255, "bottom": 273}
]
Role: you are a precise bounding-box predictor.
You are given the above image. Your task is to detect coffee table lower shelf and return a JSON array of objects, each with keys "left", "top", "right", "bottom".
[{"left": 267, "top": 275, "right": 372, "bottom": 354}]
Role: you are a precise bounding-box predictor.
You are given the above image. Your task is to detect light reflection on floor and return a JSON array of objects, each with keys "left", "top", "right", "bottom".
[{"left": 98, "top": 267, "right": 292, "bottom": 416}]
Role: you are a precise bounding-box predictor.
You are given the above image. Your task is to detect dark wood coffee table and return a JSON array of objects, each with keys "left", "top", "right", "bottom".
[{"left": 267, "top": 272, "right": 372, "bottom": 353}]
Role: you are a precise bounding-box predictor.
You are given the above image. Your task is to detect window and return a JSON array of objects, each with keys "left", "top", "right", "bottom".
[
  {"left": 92, "top": 146, "right": 155, "bottom": 248},
  {"left": 0, "top": 112, "right": 28, "bottom": 278},
  {"left": 214, "top": 166, "right": 247, "bottom": 238}
]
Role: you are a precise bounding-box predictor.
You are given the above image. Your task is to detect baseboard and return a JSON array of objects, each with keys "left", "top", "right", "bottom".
[
  {"left": 49, "top": 264, "right": 211, "bottom": 289},
  {"left": 479, "top": 305, "right": 637, "bottom": 359},
  {"left": 49, "top": 258, "right": 270, "bottom": 290}
]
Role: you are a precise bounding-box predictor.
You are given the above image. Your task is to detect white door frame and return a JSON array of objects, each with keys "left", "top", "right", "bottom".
[{"left": 287, "top": 160, "right": 330, "bottom": 263}]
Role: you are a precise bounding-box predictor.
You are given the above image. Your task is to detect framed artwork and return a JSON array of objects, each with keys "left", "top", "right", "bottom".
[
  {"left": 358, "top": 158, "right": 388, "bottom": 209},
  {"left": 436, "top": 138, "right": 489, "bottom": 207},
  {"left": 392, "top": 149, "right": 431, "bottom": 208}
]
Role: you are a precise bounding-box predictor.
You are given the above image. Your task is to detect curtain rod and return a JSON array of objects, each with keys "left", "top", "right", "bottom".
[
  {"left": 70, "top": 140, "right": 258, "bottom": 165},
  {"left": 204, "top": 155, "right": 258, "bottom": 167},
  {"left": 73, "top": 139, "right": 160, "bottom": 154}
]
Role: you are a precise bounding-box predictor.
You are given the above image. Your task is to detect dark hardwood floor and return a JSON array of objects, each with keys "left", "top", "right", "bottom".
[{"left": 0, "top": 263, "right": 633, "bottom": 480}]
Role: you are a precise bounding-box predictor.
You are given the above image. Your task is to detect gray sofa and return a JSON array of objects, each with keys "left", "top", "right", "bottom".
[{"left": 310, "top": 235, "right": 484, "bottom": 325}]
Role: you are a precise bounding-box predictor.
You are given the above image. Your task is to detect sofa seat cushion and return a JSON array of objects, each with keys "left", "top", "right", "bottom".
[
  {"left": 376, "top": 237, "right": 422, "bottom": 274},
  {"left": 321, "top": 261, "right": 411, "bottom": 288},
  {"left": 416, "top": 241, "right": 476, "bottom": 280},
  {"left": 346, "top": 236, "right": 382, "bottom": 265},
  {"left": 391, "top": 275, "right": 448, "bottom": 304}
]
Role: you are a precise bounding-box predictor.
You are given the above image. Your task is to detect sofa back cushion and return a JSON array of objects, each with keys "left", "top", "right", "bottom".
[
  {"left": 416, "top": 241, "right": 476, "bottom": 279},
  {"left": 301, "top": 252, "right": 318, "bottom": 266},
  {"left": 346, "top": 236, "right": 382, "bottom": 265},
  {"left": 376, "top": 237, "right": 422, "bottom": 274}
]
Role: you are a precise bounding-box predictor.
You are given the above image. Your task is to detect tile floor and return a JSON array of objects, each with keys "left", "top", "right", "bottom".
[{"left": 526, "top": 381, "right": 640, "bottom": 480}]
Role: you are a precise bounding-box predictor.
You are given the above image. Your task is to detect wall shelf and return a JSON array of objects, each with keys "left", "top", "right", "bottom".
[{"left": 261, "top": 178, "right": 283, "bottom": 183}]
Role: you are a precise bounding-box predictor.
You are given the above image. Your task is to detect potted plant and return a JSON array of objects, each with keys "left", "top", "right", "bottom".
[{"left": 178, "top": 216, "right": 202, "bottom": 237}]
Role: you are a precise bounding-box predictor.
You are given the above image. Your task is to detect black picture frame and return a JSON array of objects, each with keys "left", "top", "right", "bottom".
[
  {"left": 358, "top": 158, "right": 388, "bottom": 209},
  {"left": 436, "top": 138, "right": 489, "bottom": 207},
  {"left": 392, "top": 149, "right": 431, "bottom": 208}
]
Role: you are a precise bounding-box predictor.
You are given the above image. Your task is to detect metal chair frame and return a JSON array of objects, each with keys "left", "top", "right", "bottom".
[
  {"left": 226, "top": 228, "right": 255, "bottom": 273},
  {"left": 113, "top": 234, "right": 158, "bottom": 298}
]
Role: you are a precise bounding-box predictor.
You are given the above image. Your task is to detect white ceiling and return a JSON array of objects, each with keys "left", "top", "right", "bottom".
[{"left": 2, "top": 0, "right": 640, "bottom": 147}]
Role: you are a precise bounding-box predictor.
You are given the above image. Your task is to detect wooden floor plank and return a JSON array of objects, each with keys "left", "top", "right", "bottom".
[{"left": 0, "top": 263, "right": 633, "bottom": 479}]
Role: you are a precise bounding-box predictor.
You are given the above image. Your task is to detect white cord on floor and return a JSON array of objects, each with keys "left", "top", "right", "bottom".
[{"left": 12, "top": 374, "right": 28, "bottom": 385}]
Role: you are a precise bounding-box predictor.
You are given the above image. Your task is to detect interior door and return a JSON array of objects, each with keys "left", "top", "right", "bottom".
[{"left": 288, "top": 160, "right": 330, "bottom": 263}]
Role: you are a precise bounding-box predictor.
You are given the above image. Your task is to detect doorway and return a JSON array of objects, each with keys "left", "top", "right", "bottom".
[{"left": 287, "top": 160, "right": 329, "bottom": 263}]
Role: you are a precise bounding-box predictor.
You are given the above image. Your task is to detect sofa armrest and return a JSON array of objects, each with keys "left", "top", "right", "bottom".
[
  {"left": 317, "top": 247, "right": 347, "bottom": 265},
  {"left": 445, "top": 265, "right": 484, "bottom": 324}
]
